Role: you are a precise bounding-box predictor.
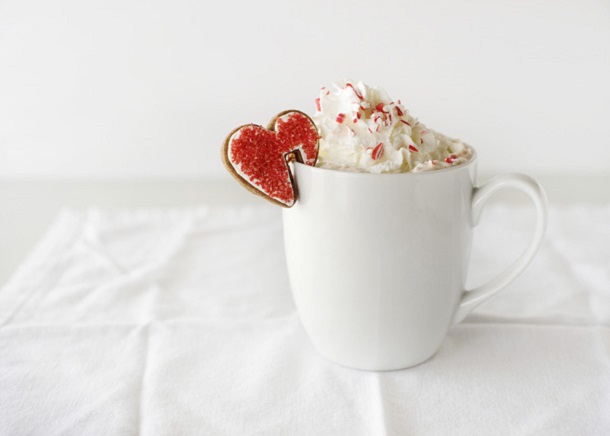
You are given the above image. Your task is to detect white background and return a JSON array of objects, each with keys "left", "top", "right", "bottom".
[{"left": 1, "top": 0, "right": 609, "bottom": 180}]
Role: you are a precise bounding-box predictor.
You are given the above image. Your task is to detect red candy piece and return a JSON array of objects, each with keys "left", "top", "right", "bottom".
[
  {"left": 346, "top": 83, "right": 364, "bottom": 100},
  {"left": 372, "top": 142, "right": 384, "bottom": 160},
  {"left": 222, "top": 110, "right": 319, "bottom": 207},
  {"left": 445, "top": 154, "right": 457, "bottom": 164}
]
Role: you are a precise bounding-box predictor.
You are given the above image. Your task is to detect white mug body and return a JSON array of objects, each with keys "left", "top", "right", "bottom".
[{"left": 282, "top": 158, "right": 477, "bottom": 371}]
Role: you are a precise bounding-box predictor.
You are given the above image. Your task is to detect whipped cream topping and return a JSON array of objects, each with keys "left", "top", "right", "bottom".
[{"left": 313, "top": 81, "right": 472, "bottom": 173}]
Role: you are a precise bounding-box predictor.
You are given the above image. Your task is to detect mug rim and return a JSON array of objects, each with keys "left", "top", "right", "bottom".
[{"left": 295, "top": 146, "right": 477, "bottom": 177}]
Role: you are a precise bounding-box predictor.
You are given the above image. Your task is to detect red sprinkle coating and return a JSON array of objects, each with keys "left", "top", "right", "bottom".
[
  {"left": 408, "top": 145, "right": 419, "bottom": 153},
  {"left": 346, "top": 83, "right": 364, "bottom": 100},
  {"left": 395, "top": 106, "right": 404, "bottom": 116},
  {"left": 315, "top": 98, "right": 321, "bottom": 112},
  {"left": 336, "top": 113, "right": 346, "bottom": 123},
  {"left": 228, "top": 112, "right": 319, "bottom": 206},
  {"left": 400, "top": 119, "right": 412, "bottom": 127},
  {"left": 372, "top": 143, "right": 384, "bottom": 160},
  {"left": 375, "top": 103, "right": 385, "bottom": 112}
]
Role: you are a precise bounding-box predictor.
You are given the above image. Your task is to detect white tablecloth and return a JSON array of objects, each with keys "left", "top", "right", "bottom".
[{"left": 1, "top": 204, "right": 609, "bottom": 435}]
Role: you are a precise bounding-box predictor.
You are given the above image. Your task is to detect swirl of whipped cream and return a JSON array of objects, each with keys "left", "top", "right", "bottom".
[{"left": 313, "top": 81, "right": 472, "bottom": 173}]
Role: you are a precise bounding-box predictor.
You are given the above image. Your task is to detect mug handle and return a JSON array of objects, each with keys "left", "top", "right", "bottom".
[{"left": 452, "top": 174, "right": 548, "bottom": 324}]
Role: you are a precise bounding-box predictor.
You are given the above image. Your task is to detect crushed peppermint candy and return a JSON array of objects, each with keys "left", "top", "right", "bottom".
[
  {"left": 312, "top": 81, "right": 473, "bottom": 173},
  {"left": 372, "top": 142, "right": 384, "bottom": 160},
  {"left": 346, "top": 82, "right": 364, "bottom": 100}
]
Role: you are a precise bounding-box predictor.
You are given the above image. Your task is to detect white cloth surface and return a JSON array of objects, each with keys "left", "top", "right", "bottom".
[{"left": 1, "top": 204, "right": 609, "bottom": 435}]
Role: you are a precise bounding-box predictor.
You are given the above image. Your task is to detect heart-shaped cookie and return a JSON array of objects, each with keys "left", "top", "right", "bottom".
[{"left": 222, "top": 110, "right": 319, "bottom": 207}]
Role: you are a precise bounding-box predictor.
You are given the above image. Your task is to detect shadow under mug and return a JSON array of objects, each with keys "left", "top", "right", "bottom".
[{"left": 282, "top": 150, "right": 548, "bottom": 371}]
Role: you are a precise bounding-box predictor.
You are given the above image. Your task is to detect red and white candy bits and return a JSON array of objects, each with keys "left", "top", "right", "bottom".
[
  {"left": 371, "top": 143, "right": 384, "bottom": 160},
  {"left": 312, "top": 81, "right": 473, "bottom": 173},
  {"left": 222, "top": 110, "right": 319, "bottom": 207}
]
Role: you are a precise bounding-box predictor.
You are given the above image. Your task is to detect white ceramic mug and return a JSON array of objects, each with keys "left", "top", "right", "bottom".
[{"left": 282, "top": 150, "right": 548, "bottom": 371}]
